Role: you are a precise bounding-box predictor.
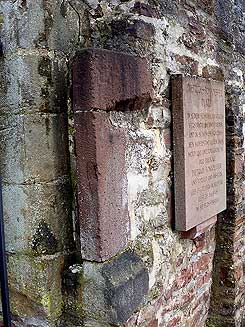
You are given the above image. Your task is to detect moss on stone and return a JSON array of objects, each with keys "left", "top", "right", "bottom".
[
  {"left": 32, "top": 221, "right": 58, "bottom": 256},
  {"left": 206, "top": 320, "right": 216, "bottom": 327},
  {"left": 0, "top": 15, "right": 4, "bottom": 25}
]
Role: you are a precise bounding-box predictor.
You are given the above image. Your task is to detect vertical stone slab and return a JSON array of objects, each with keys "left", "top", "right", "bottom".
[
  {"left": 172, "top": 76, "right": 226, "bottom": 231},
  {"left": 73, "top": 48, "right": 152, "bottom": 261},
  {"left": 74, "top": 112, "right": 129, "bottom": 261}
]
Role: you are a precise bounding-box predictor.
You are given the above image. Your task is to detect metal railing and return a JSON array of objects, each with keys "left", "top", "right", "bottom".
[{"left": 0, "top": 178, "right": 11, "bottom": 326}]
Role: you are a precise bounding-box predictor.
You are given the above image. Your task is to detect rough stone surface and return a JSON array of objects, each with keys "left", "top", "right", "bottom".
[
  {"left": 0, "top": 113, "right": 69, "bottom": 185},
  {"left": 73, "top": 48, "right": 153, "bottom": 112},
  {"left": 7, "top": 253, "right": 67, "bottom": 326},
  {"left": 0, "top": 1, "right": 77, "bottom": 325},
  {"left": 4, "top": 179, "right": 73, "bottom": 254},
  {"left": 74, "top": 111, "right": 129, "bottom": 261},
  {"left": 63, "top": 251, "right": 149, "bottom": 326}
]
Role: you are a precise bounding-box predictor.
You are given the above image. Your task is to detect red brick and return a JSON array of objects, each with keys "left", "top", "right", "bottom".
[
  {"left": 196, "top": 272, "right": 212, "bottom": 289},
  {"left": 164, "top": 287, "right": 174, "bottom": 301},
  {"left": 74, "top": 111, "right": 129, "bottom": 261},
  {"left": 193, "top": 254, "right": 212, "bottom": 272},
  {"left": 193, "top": 236, "right": 206, "bottom": 252},
  {"left": 166, "top": 316, "right": 181, "bottom": 327},
  {"left": 73, "top": 48, "right": 153, "bottom": 112},
  {"left": 234, "top": 263, "right": 243, "bottom": 281},
  {"left": 176, "top": 256, "right": 184, "bottom": 267},
  {"left": 174, "top": 54, "right": 198, "bottom": 75},
  {"left": 202, "top": 65, "right": 224, "bottom": 80},
  {"left": 227, "top": 155, "right": 244, "bottom": 176},
  {"left": 163, "top": 129, "right": 171, "bottom": 149},
  {"left": 125, "top": 314, "right": 138, "bottom": 325},
  {"left": 147, "top": 319, "right": 158, "bottom": 327},
  {"left": 189, "top": 310, "right": 203, "bottom": 327},
  {"left": 181, "top": 288, "right": 195, "bottom": 306},
  {"left": 203, "top": 272, "right": 212, "bottom": 285},
  {"left": 175, "top": 266, "right": 193, "bottom": 288},
  {"left": 193, "top": 290, "right": 210, "bottom": 312}
]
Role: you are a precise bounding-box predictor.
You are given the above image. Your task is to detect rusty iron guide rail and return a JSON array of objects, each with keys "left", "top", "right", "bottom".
[{"left": 0, "top": 178, "right": 11, "bottom": 327}]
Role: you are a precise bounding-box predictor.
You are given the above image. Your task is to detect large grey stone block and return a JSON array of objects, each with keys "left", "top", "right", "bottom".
[
  {"left": 8, "top": 253, "right": 66, "bottom": 324},
  {"left": 63, "top": 251, "right": 149, "bottom": 325},
  {"left": 0, "top": 0, "right": 79, "bottom": 53},
  {"left": 3, "top": 179, "right": 73, "bottom": 254},
  {"left": 0, "top": 113, "right": 69, "bottom": 184},
  {"left": 0, "top": 54, "right": 68, "bottom": 114}
]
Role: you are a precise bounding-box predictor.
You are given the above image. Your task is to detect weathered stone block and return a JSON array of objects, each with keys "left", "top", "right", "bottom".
[
  {"left": 73, "top": 48, "right": 153, "bottom": 112},
  {"left": 64, "top": 251, "right": 149, "bottom": 325},
  {"left": 100, "top": 252, "right": 149, "bottom": 323},
  {"left": 8, "top": 254, "right": 66, "bottom": 324},
  {"left": 3, "top": 180, "right": 73, "bottom": 254},
  {"left": 1, "top": 0, "right": 79, "bottom": 54},
  {"left": 74, "top": 111, "right": 129, "bottom": 261},
  {"left": 0, "top": 54, "right": 68, "bottom": 115},
  {"left": 111, "top": 19, "right": 155, "bottom": 41},
  {"left": 23, "top": 113, "right": 69, "bottom": 182},
  {"left": 0, "top": 113, "right": 69, "bottom": 184},
  {"left": 1, "top": 0, "right": 45, "bottom": 52}
]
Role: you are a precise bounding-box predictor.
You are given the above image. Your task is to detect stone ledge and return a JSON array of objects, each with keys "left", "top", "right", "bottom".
[
  {"left": 180, "top": 216, "right": 217, "bottom": 239},
  {"left": 73, "top": 48, "right": 153, "bottom": 112}
]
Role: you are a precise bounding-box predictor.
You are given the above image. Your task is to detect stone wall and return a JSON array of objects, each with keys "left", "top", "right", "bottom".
[
  {"left": 0, "top": 1, "right": 79, "bottom": 325},
  {"left": 0, "top": 1, "right": 244, "bottom": 327}
]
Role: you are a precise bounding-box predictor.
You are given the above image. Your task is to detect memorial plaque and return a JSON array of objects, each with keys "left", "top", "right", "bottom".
[{"left": 172, "top": 76, "right": 226, "bottom": 231}]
